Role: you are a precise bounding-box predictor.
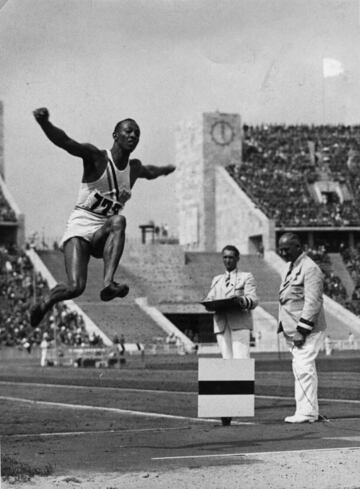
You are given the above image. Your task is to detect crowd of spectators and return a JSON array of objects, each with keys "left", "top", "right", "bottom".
[
  {"left": 340, "top": 244, "right": 360, "bottom": 316},
  {"left": 305, "top": 243, "right": 360, "bottom": 318},
  {"left": 228, "top": 124, "right": 360, "bottom": 227},
  {"left": 0, "top": 244, "right": 103, "bottom": 351},
  {"left": 305, "top": 245, "right": 348, "bottom": 305}
]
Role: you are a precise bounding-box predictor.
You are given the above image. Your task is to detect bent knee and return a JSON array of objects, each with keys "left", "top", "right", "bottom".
[
  {"left": 110, "top": 214, "right": 126, "bottom": 231},
  {"left": 68, "top": 281, "right": 86, "bottom": 297}
]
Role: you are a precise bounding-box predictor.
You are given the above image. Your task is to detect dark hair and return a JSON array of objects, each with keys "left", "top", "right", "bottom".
[
  {"left": 113, "top": 118, "right": 139, "bottom": 135},
  {"left": 279, "top": 232, "right": 301, "bottom": 246},
  {"left": 222, "top": 244, "right": 240, "bottom": 259}
]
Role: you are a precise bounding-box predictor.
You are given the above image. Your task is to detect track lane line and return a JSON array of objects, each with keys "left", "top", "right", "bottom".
[
  {"left": 2, "top": 426, "right": 191, "bottom": 438},
  {"left": 0, "top": 395, "right": 255, "bottom": 425},
  {"left": 0, "top": 381, "right": 359, "bottom": 404},
  {"left": 0, "top": 381, "right": 194, "bottom": 395},
  {"left": 257, "top": 394, "right": 360, "bottom": 404},
  {"left": 152, "top": 446, "right": 360, "bottom": 460}
]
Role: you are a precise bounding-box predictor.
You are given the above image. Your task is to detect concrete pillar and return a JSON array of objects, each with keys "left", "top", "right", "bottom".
[
  {"left": 349, "top": 231, "right": 354, "bottom": 249},
  {"left": 0, "top": 101, "right": 4, "bottom": 180},
  {"left": 16, "top": 214, "right": 26, "bottom": 248},
  {"left": 308, "top": 231, "right": 314, "bottom": 248},
  {"left": 176, "top": 112, "right": 242, "bottom": 251},
  {"left": 203, "top": 113, "right": 242, "bottom": 251}
]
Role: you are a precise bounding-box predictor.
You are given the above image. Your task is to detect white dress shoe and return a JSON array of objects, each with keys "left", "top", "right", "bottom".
[{"left": 284, "top": 414, "right": 317, "bottom": 423}]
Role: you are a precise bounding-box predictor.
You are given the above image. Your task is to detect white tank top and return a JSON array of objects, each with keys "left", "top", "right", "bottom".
[{"left": 75, "top": 150, "right": 132, "bottom": 216}]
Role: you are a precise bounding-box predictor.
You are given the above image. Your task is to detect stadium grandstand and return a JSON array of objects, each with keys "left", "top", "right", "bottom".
[
  {"left": 1, "top": 108, "right": 360, "bottom": 366},
  {"left": 230, "top": 124, "right": 360, "bottom": 230}
]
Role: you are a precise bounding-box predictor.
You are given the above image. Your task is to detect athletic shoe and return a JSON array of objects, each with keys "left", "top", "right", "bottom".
[
  {"left": 100, "top": 282, "right": 129, "bottom": 301},
  {"left": 284, "top": 414, "right": 317, "bottom": 423},
  {"left": 30, "top": 302, "right": 46, "bottom": 327}
]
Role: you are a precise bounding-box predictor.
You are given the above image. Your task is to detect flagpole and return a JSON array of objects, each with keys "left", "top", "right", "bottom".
[
  {"left": 322, "top": 71, "right": 325, "bottom": 124},
  {"left": 322, "top": 57, "right": 345, "bottom": 124},
  {"left": 321, "top": 57, "right": 326, "bottom": 124}
]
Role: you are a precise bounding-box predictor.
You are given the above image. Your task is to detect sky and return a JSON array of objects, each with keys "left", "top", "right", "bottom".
[{"left": 1, "top": 0, "right": 360, "bottom": 242}]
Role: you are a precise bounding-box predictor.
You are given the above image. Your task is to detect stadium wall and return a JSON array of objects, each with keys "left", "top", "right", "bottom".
[
  {"left": 0, "top": 174, "right": 25, "bottom": 247},
  {"left": 175, "top": 114, "right": 204, "bottom": 249},
  {"left": 0, "top": 102, "right": 25, "bottom": 247},
  {"left": 215, "top": 166, "right": 276, "bottom": 254},
  {"left": 135, "top": 297, "right": 195, "bottom": 353},
  {"left": 0, "top": 101, "right": 4, "bottom": 179}
]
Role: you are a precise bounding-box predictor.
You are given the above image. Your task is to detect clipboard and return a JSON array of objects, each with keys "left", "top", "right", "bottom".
[{"left": 200, "top": 296, "right": 239, "bottom": 311}]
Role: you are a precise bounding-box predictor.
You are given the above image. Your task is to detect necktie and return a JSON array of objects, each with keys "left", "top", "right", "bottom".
[
  {"left": 283, "top": 262, "right": 293, "bottom": 287},
  {"left": 225, "top": 273, "right": 231, "bottom": 287},
  {"left": 225, "top": 273, "right": 233, "bottom": 296}
]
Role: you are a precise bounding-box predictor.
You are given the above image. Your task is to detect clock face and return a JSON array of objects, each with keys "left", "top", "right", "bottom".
[{"left": 210, "top": 120, "right": 235, "bottom": 146}]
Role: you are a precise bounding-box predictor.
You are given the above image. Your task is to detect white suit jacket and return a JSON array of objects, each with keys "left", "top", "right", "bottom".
[
  {"left": 278, "top": 252, "right": 327, "bottom": 338},
  {"left": 206, "top": 270, "right": 258, "bottom": 334}
]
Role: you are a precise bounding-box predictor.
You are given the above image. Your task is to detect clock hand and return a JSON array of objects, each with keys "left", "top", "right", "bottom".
[{"left": 221, "top": 121, "right": 226, "bottom": 140}]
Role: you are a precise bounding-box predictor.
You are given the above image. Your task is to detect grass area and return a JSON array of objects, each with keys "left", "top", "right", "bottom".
[{"left": 1, "top": 454, "right": 53, "bottom": 482}]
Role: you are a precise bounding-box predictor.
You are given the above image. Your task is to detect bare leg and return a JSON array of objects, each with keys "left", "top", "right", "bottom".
[
  {"left": 90, "top": 215, "right": 129, "bottom": 301},
  {"left": 102, "top": 215, "right": 126, "bottom": 287},
  {"left": 30, "top": 238, "right": 90, "bottom": 327}
]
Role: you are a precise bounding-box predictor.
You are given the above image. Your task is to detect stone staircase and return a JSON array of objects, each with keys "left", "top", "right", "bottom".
[
  {"left": 328, "top": 252, "right": 355, "bottom": 297},
  {"left": 37, "top": 250, "right": 166, "bottom": 345},
  {"left": 122, "top": 243, "right": 203, "bottom": 306},
  {"left": 37, "top": 244, "right": 359, "bottom": 347}
]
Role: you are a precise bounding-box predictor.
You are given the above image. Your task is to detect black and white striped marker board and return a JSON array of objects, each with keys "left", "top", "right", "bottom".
[{"left": 198, "top": 358, "right": 254, "bottom": 418}]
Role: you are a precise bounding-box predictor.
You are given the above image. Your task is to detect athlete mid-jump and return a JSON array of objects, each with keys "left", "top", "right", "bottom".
[{"left": 30, "top": 107, "right": 175, "bottom": 327}]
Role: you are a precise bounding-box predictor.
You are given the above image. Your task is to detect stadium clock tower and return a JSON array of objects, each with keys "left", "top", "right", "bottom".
[{"left": 176, "top": 112, "right": 242, "bottom": 251}]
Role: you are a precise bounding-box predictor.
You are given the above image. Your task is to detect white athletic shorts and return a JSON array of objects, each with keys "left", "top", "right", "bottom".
[{"left": 60, "top": 208, "right": 107, "bottom": 250}]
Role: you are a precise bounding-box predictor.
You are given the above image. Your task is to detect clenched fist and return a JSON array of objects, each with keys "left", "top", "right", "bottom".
[
  {"left": 165, "top": 165, "right": 176, "bottom": 175},
  {"left": 33, "top": 107, "right": 49, "bottom": 124}
]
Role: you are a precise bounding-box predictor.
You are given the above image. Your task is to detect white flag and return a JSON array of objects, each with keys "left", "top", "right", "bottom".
[{"left": 322, "top": 58, "right": 344, "bottom": 78}]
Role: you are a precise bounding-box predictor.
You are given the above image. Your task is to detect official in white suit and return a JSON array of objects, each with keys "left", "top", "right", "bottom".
[
  {"left": 204, "top": 245, "right": 258, "bottom": 359},
  {"left": 204, "top": 245, "right": 258, "bottom": 426},
  {"left": 278, "top": 233, "right": 326, "bottom": 424},
  {"left": 205, "top": 245, "right": 258, "bottom": 426}
]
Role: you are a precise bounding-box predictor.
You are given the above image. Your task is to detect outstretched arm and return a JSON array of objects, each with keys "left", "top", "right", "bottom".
[
  {"left": 33, "top": 107, "right": 99, "bottom": 159},
  {"left": 130, "top": 159, "right": 175, "bottom": 182}
]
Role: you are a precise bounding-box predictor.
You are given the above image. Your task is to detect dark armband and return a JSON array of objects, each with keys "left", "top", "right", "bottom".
[
  {"left": 244, "top": 297, "right": 254, "bottom": 309},
  {"left": 296, "top": 317, "right": 314, "bottom": 336}
]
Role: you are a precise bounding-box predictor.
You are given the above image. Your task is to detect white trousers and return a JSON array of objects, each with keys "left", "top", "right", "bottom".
[
  {"left": 40, "top": 349, "right": 47, "bottom": 367},
  {"left": 216, "top": 328, "right": 250, "bottom": 359},
  {"left": 285, "top": 331, "right": 325, "bottom": 417}
]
